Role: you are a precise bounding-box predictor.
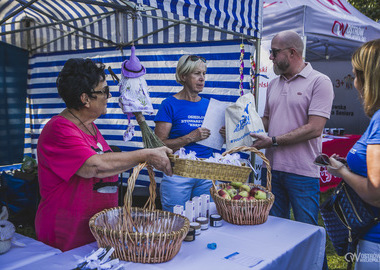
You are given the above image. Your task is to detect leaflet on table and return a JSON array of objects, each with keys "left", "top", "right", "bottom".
[
  {"left": 224, "top": 251, "right": 264, "bottom": 268},
  {"left": 198, "top": 98, "right": 230, "bottom": 150}
]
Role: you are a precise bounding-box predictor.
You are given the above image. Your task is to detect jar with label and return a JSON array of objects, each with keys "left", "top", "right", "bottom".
[
  {"left": 190, "top": 222, "right": 201, "bottom": 235},
  {"left": 184, "top": 227, "right": 195, "bottom": 242},
  {"left": 210, "top": 214, "right": 222, "bottom": 227},
  {"left": 196, "top": 217, "right": 209, "bottom": 230}
]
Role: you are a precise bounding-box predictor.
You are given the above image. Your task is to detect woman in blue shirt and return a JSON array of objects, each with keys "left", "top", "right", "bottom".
[
  {"left": 328, "top": 39, "right": 380, "bottom": 270},
  {"left": 154, "top": 54, "right": 224, "bottom": 212}
]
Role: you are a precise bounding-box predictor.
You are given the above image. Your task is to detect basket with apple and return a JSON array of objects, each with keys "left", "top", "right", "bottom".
[{"left": 210, "top": 146, "right": 275, "bottom": 225}]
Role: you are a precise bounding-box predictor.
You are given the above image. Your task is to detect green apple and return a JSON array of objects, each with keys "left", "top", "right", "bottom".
[
  {"left": 254, "top": 190, "right": 267, "bottom": 200},
  {"left": 238, "top": 190, "right": 249, "bottom": 197},
  {"left": 227, "top": 188, "right": 238, "bottom": 198},
  {"left": 230, "top": 182, "right": 243, "bottom": 188},
  {"left": 239, "top": 184, "right": 250, "bottom": 192},
  {"left": 223, "top": 193, "right": 231, "bottom": 200}
]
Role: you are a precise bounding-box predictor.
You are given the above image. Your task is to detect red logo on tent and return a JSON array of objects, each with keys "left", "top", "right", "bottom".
[
  {"left": 263, "top": 1, "right": 283, "bottom": 8},
  {"left": 331, "top": 21, "right": 366, "bottom": 41},
  {"left": 332, "top": 21, "right": 348, "bottom": 36},
  {"left": 316, "top": 0, "right": 351, "bottom": 14}
]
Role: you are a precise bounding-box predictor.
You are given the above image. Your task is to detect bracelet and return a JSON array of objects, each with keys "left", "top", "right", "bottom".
[{"left": 272, "top": 136, "right": 278, "bottom": 147}]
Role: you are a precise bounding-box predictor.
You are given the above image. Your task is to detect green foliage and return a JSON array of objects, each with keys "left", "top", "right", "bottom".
[
  {"left": 347, "top": 0, "right": 380, "bottom": 22},
  {"left": 21, "top": 156, "right": 37, "bottom": 175}
]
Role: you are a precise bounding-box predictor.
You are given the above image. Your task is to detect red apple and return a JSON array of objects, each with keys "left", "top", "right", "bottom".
[
  {"left": 249, "top": 187, "right": 261, "bottom": 197},
  {"left": 218, "top": 189, "right": 227, "bottom": 196},
  {"left": 225, "top": 185, "right": 233, "bottom": 190},
  {"left": 233, "top": 194, "right": 242, "bottom": 200},
  {"left": 218, "top": 189, "right": 231, "bottom": 199}
]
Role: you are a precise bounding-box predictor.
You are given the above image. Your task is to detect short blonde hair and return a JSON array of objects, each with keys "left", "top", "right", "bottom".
[
  {"left": 175, "top": 55, "right": 207, "bottom": 85},
  {"left": 351, "top": 39, "right": 380, "bottom": 117}
]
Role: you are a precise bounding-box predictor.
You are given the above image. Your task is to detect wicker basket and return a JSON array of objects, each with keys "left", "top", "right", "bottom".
[
  {"left": 89, "top": 163, "right": 190, "bottom": 263},
  {"left": 210, "top": 146, "right": 275, "bottom": 225},
  {"left": 168, "top": 146, "right": 252, "bottom": 182}
]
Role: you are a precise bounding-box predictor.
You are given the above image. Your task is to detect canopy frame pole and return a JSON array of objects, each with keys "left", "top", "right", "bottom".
[
  {"left": 0, "top": 12, "right": 114, "bottom": 36},
  {"left": 0, "top": 0, "right": 39, "bottom": 26},
  {"left": 15, "top": 0, "right": 119, "bottom": 46},
  {"left": 123, "top": 19, "right": 187, "bottom": 47},
  {"left": 250, "top": 38, "right": 262, "bottom": 183},
  {"left": 70, "top": 0, "right": 257, "bottom": 40},
  {"left": 254, "top": 39, "right": 261, "bottom": 109},
  {"left": 66, "top": 0, "right": 155, "bottom": 12},
  {"left": 141, "top": 13, "right": 256, "bottom": 41},
  {"left": 31, "top": 12, "right": 114, "bottom": 52}
]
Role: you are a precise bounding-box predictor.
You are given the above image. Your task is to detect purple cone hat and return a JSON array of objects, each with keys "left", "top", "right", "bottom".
[{"left": 121, "top": 46, "right": 146, "bottom": 78}]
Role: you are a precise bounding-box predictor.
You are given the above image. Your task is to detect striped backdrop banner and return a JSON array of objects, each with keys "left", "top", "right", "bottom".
[{"left": 25, "top": 40, "right": 255, "bottom": 186}]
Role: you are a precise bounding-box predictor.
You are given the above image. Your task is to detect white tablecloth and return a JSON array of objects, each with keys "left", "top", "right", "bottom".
[
  {"left": 0, "top": 233, "right": 62, "bottom": 270},
  {"left": 17, "top": 210, "right": 326, "bottom": 270}
]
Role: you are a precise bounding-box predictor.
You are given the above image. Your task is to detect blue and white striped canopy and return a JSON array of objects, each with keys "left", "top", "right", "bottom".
[
  {"left": 0, "top": 0, "right": 263, "bottom": 53},
  {"left": 25, "top": 41, "right": 257, "bottom": 185}
]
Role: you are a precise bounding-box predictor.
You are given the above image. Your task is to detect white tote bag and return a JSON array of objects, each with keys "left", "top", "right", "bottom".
[{"left": 225, "top": 93, "right": 265, "bottom": 150}]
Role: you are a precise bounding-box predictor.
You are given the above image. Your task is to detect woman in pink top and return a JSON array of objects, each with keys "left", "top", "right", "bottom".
[{"left": 35, "top": 58, "right": 172, "bottom": 252}]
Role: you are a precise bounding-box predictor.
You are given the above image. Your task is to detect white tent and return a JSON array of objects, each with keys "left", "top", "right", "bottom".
[
  {"left": 256, "top": 0, "right": 380, "bottom": 135},
  {"left": 262, "top": 0, "right": 380, "bottom": 61}
]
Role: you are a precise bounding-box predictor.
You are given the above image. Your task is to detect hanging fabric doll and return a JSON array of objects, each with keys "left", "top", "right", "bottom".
[{"left": 118, "top": 46, "right": 154, "bottom": 141}]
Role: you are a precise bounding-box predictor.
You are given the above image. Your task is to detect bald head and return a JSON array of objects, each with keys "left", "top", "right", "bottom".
[{"left": 273, "top": 30, "right": 304, "bottom": 56}]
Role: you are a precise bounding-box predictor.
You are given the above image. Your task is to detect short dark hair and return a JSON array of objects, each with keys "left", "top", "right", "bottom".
[{"left": 56, "top": 58, "right": 106, "bottom": 109}]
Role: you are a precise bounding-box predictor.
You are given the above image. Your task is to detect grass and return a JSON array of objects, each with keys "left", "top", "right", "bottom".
[
  {"left": 16, "top": 224, "right": 37, "bottom": 239},
  {"left": 14, "top": 191, "right": 349, "bottom": 269}
]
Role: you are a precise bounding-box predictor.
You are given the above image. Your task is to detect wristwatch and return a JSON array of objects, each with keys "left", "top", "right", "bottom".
[{"left": 272, "top": 136, "right": 279, "bottom": 147}]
